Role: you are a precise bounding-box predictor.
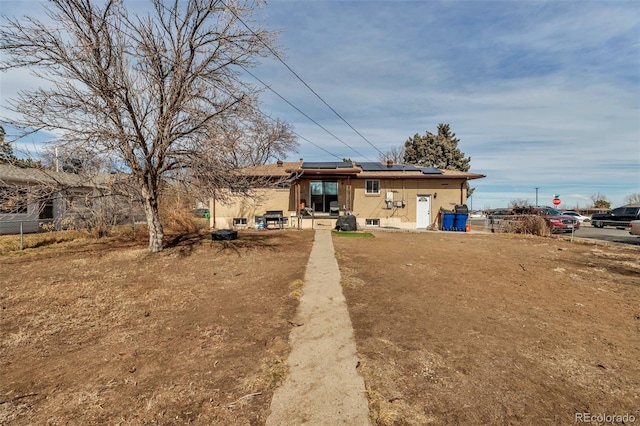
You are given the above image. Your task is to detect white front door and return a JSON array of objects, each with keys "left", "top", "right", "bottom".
[{"left": 416, "top": 195, "right": 431, "bottom": 228}]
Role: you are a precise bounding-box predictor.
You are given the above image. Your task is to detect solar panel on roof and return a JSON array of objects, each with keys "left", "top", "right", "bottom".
[
  {"left": 357, "top": 162, "right": 425, "bottom": 172},
  {"left": 302, "top": 162, "right": 353, "bottom": 169},
  {"left": 356, "top": 162, "right": 385, "bottom": 171},
  {"left": 418, "top": 167, "right": 443, "bottom": 174}
]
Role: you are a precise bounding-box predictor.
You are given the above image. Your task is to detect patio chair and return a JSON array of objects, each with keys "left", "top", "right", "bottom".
[{"left": 329, "top": 201, "right": 340, "bottom": 216}]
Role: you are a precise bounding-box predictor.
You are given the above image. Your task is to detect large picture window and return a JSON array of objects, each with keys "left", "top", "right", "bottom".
[
  {"left": 365, "top": 180, "right": 380, "bottom": 195},
  {"left": 309, "top": 181, "right": 338, "bottom": 213}
]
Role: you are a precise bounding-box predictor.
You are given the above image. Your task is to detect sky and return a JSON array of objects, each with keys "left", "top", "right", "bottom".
[{"left": 1, "top": 0, "right": 639, "bottom": 210}]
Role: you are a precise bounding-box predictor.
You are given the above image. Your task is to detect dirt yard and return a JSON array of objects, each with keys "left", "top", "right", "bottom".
[
  {"left": 1, "top": 228, "right": 639, "bottom": 425},
  {"left": 333, "top": 231, "right": 640, "bottom": 425},
  {"left": 1, "top": 230, "right": 314, "bottom": 425}
]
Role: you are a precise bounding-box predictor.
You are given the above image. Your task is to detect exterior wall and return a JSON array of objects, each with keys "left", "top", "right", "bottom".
[
  {"left": 212, "top": 187, "right": 296, "bottom": 229},
  {"left": 0, "top": 191, "right": 64, "bottom": 235},
  {"left": 351, "top": 178, "right": 467, "bottom": 229},
  {"left": 0, "top": 204, "right": 41, "bottom": 234},
  {"left": 211, "top": 177, "right": 469, "bottom": 230}
]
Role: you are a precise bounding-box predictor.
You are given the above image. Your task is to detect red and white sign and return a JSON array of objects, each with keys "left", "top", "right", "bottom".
[{"left": 552, "top": 197, "right": 561, "bottom": 206}]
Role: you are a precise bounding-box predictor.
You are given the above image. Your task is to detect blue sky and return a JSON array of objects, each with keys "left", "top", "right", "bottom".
[
  {"left": 253, "top": 0, "right": 640, "bottom": 210},
  {"left": 2, "top": 0, "right": 639, "bottom": 210}
]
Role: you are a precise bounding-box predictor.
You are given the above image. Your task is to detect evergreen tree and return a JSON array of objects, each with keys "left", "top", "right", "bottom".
[
  {"left": 0, "top": 126, "right": 42, "bottom": 168},
  {"left": 0, "top": 125, "right": 13, "bottom": 163},
  {"left": 403, "top": 124, "right": 470, "bottom": 171},
  {"left": 403, "top": 124, "right": 474, "bottom": 197}
]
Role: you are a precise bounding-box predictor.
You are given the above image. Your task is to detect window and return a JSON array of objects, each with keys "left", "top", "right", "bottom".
[
  {"left": 365, "top": 218, "right": 380, "bottom": 227},
  {"left": 0, "top": 187, "right": 28, "bottom": 214},
  {"left": 233, "top": 218, "right": 247, "bottom": 226},
  {"left": 309, "top": 181, "right": 338, "bottom": 213},
  {"left": 365, "top": 180, "right": 380, "bottom": 195}
]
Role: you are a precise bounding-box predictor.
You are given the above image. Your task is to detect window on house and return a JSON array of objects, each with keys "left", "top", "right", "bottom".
[
  {"left": 365, "top": 180, "right": 380, "bottom": 195},
  {"left": 39, "top": 201, "right": 54, "bottom": 219},
  {"left": 233, "top": 218, "right": 247, "bottom": 226},
  {"left": 0, "top": 187, "right": 29, "bottom": 214},
  {"left": 365, "top": 218, "right": 380, "bottom": 227}
]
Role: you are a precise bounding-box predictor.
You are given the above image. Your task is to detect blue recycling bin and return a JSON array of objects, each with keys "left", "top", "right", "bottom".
[
  {"left": 454, "top": 213, "right": 468, "bottom": 231},
  {"left": 442, "top": 212, "right": 455, "bottom": 231}
]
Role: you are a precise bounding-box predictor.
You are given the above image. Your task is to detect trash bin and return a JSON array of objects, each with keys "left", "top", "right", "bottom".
[
  {"left": 212, "top": 229, "right": 238, "bottom": 240},
  {"left": 442, "top": 212, "right": 455, "bottom": 231},
  {"left": 454, "top": 213, "right": 468, "bottom": 232}
]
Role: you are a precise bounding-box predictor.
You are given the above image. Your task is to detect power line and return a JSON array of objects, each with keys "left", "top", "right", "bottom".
[
  {"left": 207, "top": 62, "right": 346, "bottom": 161},
  {"left": 156, "top": 0, "right": 369, "bottom": 162},
  {"left": 240, "top": 65, "right": 373, "bottom": 161},
  {"left": 222, "top": 0, "right": 387, "bottom": 160}
]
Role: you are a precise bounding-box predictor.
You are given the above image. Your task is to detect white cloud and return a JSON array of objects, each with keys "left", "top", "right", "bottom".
[{"left": 2, "top": 0, "right": 639, "bottom": 208}]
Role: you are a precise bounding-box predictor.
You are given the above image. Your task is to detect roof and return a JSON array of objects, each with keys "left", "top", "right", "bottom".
[
  {"left": 0, "top": 163, "right": 107, "bottom": 188},
  {"left": 235, "top": 161, "right": 301, "bottom": 177},
  {"left": 239, "top": 161, "right": 485, "bottom": 180}
]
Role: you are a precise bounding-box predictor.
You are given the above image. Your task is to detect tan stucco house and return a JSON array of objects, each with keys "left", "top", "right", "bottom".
[{"left": 211, "top": 160, "right": 485, "bottom": 230}]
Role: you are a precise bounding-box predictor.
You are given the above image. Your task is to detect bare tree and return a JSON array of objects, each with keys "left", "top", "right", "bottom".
[
  {"left": 218, "top": 109, "right": 298, "bottom": 169},
  {"left": 625, "top": 193, "right": 640, "bottom": 205},
  {"left": 509, "top": 199, "right": 532, "bottom": 208},
  {"left": 1, "top": 0, "right": 291, "bottom": 252},
  {"left": 378, "top": 145, "right": 405, "bottom": 164}
]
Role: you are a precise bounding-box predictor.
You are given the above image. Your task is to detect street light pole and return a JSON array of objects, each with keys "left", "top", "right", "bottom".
[{"left": 535, "top": 187, "right": 539, "bottom": 206}]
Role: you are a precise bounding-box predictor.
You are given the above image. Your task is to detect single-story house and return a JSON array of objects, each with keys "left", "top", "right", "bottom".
[
  {"left": 210, "top": 160, "right": 485, "bottom": 230},
  {"left": 0, "top": 163, "right": 139, "bottom": 235},
  {"left": 1, "top": 164, "right": 84, "bottom": 234}
]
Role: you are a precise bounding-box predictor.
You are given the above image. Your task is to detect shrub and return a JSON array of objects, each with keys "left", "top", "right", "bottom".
[{"left": 502, "top": 215, "right": 551, "bottom": 237}]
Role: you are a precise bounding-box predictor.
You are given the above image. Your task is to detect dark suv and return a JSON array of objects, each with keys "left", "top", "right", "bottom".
[{"left": 591, "top": 206, "right": 640, "bottom": 229}]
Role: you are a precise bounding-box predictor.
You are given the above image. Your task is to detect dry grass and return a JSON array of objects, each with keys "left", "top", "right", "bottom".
[
  {"left": 501, "top": 215, "right": 551, "bottom": 236},
  {"left": 161, "top": 206, "right": 201, "bottom": 234},
  {"left": 1, "top": 229, "right": 315, "bottom": 425},
  {"left": 0, "top": 230, "right": 90, "bottom": 255},
  {"left": 0, "top": 224, "right": 151, "bottom": 256},
  {"left": 334, "top": 231, "right": 640, "bottom": 425},
  {"left": 288, "top": 279, "right": 305, "bottom": 300}
]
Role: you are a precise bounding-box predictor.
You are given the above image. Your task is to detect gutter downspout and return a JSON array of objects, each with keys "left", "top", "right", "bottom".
[{"left": 460, "top": 180, "right": 466, "bottom": 205}]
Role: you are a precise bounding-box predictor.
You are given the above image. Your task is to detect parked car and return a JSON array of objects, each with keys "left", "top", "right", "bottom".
[
  {"left": 629, "top": 220, "right": 640, "bottom": 236},
  {"left": 591, "top": 206, "right": 640, "bottom": 229},
  {"left": 561, "top": 211, "right": 591, "bottom": 222},
  {"left": 510, "top": 206, "right": 580, "bottom": 233}
]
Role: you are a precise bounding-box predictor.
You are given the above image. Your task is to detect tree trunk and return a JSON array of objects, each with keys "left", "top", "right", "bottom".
[{"left": 141, "top": 186, "right": 164, "bottom": 253}]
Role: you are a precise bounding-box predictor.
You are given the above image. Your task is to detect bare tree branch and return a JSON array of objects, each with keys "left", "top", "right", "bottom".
[{"left": 1, "top": 0, "right": 296, "bottom": 251}]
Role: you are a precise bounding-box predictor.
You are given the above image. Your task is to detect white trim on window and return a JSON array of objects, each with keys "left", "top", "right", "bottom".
[
  {"left": 365, "top": 180, "right": 380, "bottom": 195},
  {"left": 233, "top": 217, "right": 247, "bottom": 226},
  {"left": 365, "top": 218, "right": 380, "bottom": 227}
]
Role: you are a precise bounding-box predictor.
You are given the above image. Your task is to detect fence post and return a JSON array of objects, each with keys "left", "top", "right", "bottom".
[{"left": 20, "top": 221, "right": 24, "bottom": 250}]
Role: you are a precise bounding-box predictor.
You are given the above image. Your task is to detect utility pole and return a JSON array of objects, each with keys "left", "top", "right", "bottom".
[{"left": 535, "top": 187, "right": 539, "bottom": 206}]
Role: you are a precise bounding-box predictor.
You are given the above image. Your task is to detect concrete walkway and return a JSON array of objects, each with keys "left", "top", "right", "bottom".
[{"left": 266, "top": 230, "right": 370, "bottom": 426}]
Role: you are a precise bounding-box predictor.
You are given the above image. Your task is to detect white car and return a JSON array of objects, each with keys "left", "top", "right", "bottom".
[
  {"left": 630, "top": 220, "right": 640, "bottom": 236},
  {"left": 561, "top": 211, "right": 591, "bottom": 223}
]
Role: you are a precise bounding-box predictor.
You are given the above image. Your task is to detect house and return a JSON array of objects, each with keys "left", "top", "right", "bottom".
[
  {"left": 210, "top": 160, "right": 485, "bottom": 230},
  {"left": 0, "top": 163, "right": 138, "bottom": 235}
]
